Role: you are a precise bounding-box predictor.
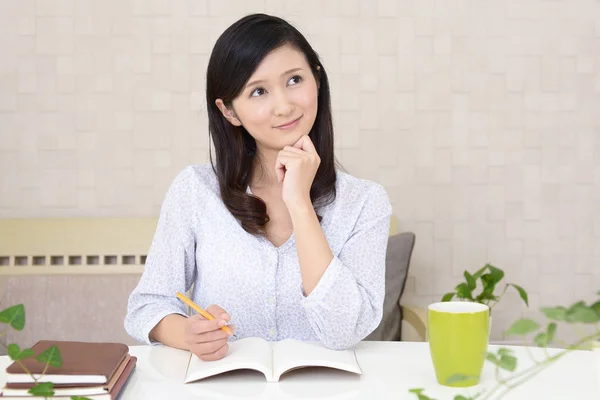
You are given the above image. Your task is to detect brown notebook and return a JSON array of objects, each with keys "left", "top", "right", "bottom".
[
  {"left": 1, "top": 356, "right": 137, "bottom": 400},
  {"left": 5, "top": 340, "right": 129, "bottom": 385},
  {"left": 3, "top": 354, "right": 131, "bottom": 396}
]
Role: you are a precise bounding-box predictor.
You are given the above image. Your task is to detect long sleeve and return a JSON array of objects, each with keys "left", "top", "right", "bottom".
[
  {"left": 301, "top": 184, "right": 392, "bottom": 350},
  {"left": 124, "top": 168, "right": 198, "bottom": 344}
]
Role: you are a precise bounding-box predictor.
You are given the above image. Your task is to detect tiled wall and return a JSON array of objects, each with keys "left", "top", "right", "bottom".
[{"left": 1, "top": 0, "right": 599, "bottom": 343}]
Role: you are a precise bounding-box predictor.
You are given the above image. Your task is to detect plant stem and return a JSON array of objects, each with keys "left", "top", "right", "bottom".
[
  {"left": 40, "top": 360, "right": 51, "bottom": 376},
  {"left": 488, "top": 285, "right": 509, "bottom": 310},
  {"left": 524, "top": 345, "right": 541, "bottom": 365},
  {"left": 491, "top": 358, "right": 554, "bottom": 399},
  {"left": 0, "top": 326, "right": 9, "bottom": 340},
  {"left": 494, "top": 363, "right": 501, "bottom": 381},
  {"left": 492, "top": 363, "right": 509, "bottom": 395},
  {"left": 480, "top": 351, "right": 557, "bottom": 400},
  {"left": 0, "top": 339, "right": 34, "bottom": 378},
  {"left": 0, "top": 337, "right": 54, "bottom": 400},
  {"left": 479, "top": 331, "right": 600, "bottom": 400}
]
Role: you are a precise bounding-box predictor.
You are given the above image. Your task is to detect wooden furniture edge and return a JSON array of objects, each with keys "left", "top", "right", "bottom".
[{"left": 401, "top": 304, "right": 427, "bottom": 341}]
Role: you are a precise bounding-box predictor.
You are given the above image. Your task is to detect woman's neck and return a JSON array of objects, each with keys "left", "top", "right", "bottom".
[{"left": 250, "top": 148, "right": 281, "bottom": 189}]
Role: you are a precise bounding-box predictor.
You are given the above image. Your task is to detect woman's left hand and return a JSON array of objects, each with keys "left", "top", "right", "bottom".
[{"left": 275, "top": 135, "right": 320, "bottom": 210}]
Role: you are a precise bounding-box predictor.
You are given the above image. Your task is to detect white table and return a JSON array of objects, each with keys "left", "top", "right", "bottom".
[{"left": 1, "top": 342, "right": 597, "bottom": 399}]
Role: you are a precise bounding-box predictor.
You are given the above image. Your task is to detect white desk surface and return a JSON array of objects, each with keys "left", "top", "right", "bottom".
[{"left": 0, "top": 341, "right": 597, "bottom": 399}]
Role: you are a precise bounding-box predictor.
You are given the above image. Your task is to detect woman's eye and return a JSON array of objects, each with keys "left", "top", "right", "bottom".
[
  {"left": 251, "top": 88, "right": 266, "bottom": 97},
  {"left": 288, "top": 75, "right": 302, "bottom": 85}
]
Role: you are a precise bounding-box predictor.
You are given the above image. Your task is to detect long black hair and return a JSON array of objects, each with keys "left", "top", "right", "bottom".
[{"left": 206, "top": 13, "right": 337, "bottom": 235}]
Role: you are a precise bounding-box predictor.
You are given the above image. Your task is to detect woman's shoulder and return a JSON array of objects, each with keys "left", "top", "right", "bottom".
[
  {"left": 333, "top": 170, "right": 391, "bottom": 212},
  {"left": 165, "top": 163, "right": 219, "bottom": 198},
  {"left": 335, "top": 170, "right": 390, "bottom": 201}
]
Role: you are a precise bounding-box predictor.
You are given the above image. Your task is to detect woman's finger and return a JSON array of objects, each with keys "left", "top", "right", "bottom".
[
  {"left": 197, "top": 342, "right": 229, "bottom": 361},
  {"left": 292, "top": 135, "right": 317, "bottom": 153},
  {"left": 190, "top": 327, "right": 231, "bottom": 343},
  {"left": 189, "top": 317, "right": 225, "bottom": 335}
]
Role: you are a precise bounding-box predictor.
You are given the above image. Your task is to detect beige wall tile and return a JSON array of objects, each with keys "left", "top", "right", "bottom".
[{"left": 1, "top": 0, "right": 599, "bottom": 346}]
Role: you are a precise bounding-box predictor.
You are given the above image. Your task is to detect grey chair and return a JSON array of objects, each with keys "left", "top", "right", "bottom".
[{"left": 365, "top": 231, "right": 421, "bottom": 341}]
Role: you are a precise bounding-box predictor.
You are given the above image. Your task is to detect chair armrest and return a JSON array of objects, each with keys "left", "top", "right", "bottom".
[{"left": 401, "top": 304, "right": 427, "bottom": 342}]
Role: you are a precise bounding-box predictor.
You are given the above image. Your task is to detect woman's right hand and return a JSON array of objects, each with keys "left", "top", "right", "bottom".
[{"left": 184, "top": 305, "right": 235, "bottom": 361}]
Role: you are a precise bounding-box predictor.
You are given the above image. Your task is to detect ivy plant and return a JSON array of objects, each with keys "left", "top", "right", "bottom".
[{"left": 0, "top": 304, "right": 91, "bottom": 400}]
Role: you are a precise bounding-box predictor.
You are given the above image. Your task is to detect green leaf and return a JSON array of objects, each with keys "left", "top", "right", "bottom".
[
  {"left": 29, "top": 382, "right": 54, "bottom": 397},
  {"left": 474, "top": 292, "right": 486, "bottom": 303},
  {"left": 454, "top": 396, "right": 471, "bottom": 400},
  {"left": 476, "top": 290, "right": 497, "bottom": 302},
  {"left": 541, "top": 306, "right": 567, "bottom": 321},
  {"left": 480, "top": 273, "right": 498, "bottom": 293},
  {"left": 473, "top": 293, "right": 485, "bottom": 303},
  {"left": 499, "top": 354, "right": 517, "bottom": 371},
  {"left": 487, "top": 265, "right": 505, "bottom": 284},
  {"left": 592, "top": 301, "right": 600, "bottom": 317},
  {"left": 536, "top": 322, "right": 558, "bottom": 347},
  {"left": 408, "top": 388, "right": 435, "bottom": 400},
  {"left": 534, "top": 332, "right": 548, "bottom": 347},
  {"left": 36, "top": 345, "right": 62, "bottom": 368},
  {"left": 472, "top": 265, "right": 488, "bottom": 280},
  {"left": 535, "top": 323, "right": 558, "bottom": 348},
  {"left": 7, "top": 344, "right": 34, "bottom": 361},
  {"left": 569, "top": 301, "right": 585, "bottom": 309},
  {"left": 565, "top": 302, "right": 599, "bottom": 324},
  {"left": 486, "top": 352, "right": 499, "bottom": 365},
  {"left": 504, "top": 318, "right": 540, "bottom": 336},
  {"left": 497, "top": 348, "right": 513, "bottom": 357},
  {"left": 464, "top": 271, "right": 476, "bottom": 290},
  {"left": 71, "top": 397, "right": 93, "bottom": 400},
  {"left": 508, "top": 283, "right": 529, "bottom": 307},
  {"left": 490, "top": 349, "right": 518, "bottom": 371},
  {"left": 546, "top": 322, "right": 557, "bottom": 343},
  {"left": 441, "top": 292, "right": 455, "bottom": 302},
  {"left": 456, "top": 283, "right": 474, "bottom": 300},
  {"left": 0, "top": 304, "right": 25, "bottom": 331}
]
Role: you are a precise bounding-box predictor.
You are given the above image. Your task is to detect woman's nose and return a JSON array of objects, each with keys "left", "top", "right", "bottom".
[{"left": 273, "top": 90, "right": 295, "bottom": 117}]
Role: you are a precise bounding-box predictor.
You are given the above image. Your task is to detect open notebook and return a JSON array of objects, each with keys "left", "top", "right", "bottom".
[{"left": 184, "top": 337, "right": 362, "bottom": 383}]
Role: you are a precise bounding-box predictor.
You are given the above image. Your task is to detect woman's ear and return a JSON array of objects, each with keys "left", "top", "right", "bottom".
[
  {"left": 215, "top": 99, "right": 242, "bottom": 126},
  {"left": 315, "top": 65, "right": 321, "bottom": 90}
]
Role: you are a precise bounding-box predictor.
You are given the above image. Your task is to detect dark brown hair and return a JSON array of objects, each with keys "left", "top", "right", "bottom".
[{"left": 206, "top": 13, "right": 338, "bottom": 235}]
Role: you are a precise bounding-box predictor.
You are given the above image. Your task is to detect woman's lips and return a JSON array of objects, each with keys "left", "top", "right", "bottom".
[{"left": 274, "top": 116, "right": 302, "bottom": 130}]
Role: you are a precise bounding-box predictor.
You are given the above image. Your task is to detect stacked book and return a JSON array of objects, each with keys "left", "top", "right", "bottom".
[{"left": 1, "top": 340, "right": 136, "bottom": 399}]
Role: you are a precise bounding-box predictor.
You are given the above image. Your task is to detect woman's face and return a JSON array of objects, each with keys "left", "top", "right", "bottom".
[{"left": 216, "top": 44, "right": 319, "bottom": 152}]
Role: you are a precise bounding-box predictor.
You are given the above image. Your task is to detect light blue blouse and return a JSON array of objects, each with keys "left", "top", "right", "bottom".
[{"left": 124, "top": 164, "right": 392, "bottom": 350}]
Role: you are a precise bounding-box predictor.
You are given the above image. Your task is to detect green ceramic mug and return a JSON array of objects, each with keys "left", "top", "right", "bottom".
[{"left": 428, "top": 301, "right": 490, "bottom": 387}]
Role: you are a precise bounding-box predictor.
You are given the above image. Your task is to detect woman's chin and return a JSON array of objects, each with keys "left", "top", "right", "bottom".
[
  {"left": 282, "top": 130, "right": 308, "bottom": 146},
  {"left": 257, "top": 130, "right": 308, "bottom": 151}
]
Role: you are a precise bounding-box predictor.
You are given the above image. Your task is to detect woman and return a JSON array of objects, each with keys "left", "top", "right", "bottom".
[{"left": 124, "top": 13, "right": 392, "bottom": 360}]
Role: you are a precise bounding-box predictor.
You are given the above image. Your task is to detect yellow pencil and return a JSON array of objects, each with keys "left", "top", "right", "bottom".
[{"left": 176, "top": 292, "right": 235, "bottom": 337}]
